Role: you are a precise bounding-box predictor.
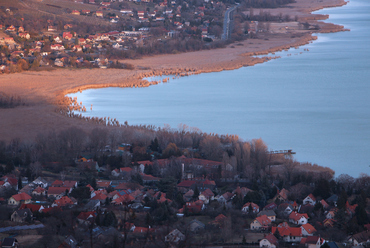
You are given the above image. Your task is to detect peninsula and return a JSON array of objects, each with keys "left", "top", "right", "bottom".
[{"left": 0, "top": 0, "right": 348, "bottom": 142}]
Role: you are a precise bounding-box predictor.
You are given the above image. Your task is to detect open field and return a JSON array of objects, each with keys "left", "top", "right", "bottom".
[{"left": 0, "top": 0, "right": 348, "bottom": 142}]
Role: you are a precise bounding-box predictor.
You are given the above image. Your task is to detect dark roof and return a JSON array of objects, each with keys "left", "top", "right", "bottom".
[{"left": 2, "top": 238, "right": 18, "bottom": 247}]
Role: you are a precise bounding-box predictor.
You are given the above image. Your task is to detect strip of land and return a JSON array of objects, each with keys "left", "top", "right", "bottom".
[{"left": 0, "top": 0, "right": 348, "bottom": 142}]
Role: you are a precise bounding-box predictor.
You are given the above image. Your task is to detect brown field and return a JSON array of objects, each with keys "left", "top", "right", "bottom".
[{"left": 0, "top": 0, "right": 348, "bottom": 143}]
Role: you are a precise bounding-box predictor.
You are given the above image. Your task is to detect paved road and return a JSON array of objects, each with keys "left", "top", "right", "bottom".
[
  {"left": 0, "top": 224, "right": 45, "bottom": 233},
  {"left": 221, "top": 4, "right": 239, "bottom": 40}
]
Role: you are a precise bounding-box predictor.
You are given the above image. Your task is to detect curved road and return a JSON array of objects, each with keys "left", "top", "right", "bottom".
[{"left": 221, "top": 4, "right": 239, "bottom": 40}]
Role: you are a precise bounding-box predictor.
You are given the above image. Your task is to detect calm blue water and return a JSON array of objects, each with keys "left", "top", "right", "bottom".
[{"left": 68, "top": 0, "right": 370, "bottom": 177}]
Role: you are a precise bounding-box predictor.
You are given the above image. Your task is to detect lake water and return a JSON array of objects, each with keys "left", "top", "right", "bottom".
[{"left": 68, "top": 0, "right": 370, "bottom": 177}]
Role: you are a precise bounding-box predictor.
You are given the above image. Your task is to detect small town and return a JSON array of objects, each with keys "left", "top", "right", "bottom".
[
  {"left": 0, "top": 124, "right": 369, "bottom": 248},
  {"left": 0, "top": 0, "right": 304, "bottom": 73},
  {"left": 0, "top": 0, "right": 239, "bottom": 73}
]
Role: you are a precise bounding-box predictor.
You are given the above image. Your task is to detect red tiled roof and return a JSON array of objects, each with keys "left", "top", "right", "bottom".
[
  {"left": 264, "top": 234, "right": 278, "bottom": 245},
  {"left": 307, "top": 193, "right": 316, "bottom": 202},
  {"left": 11, "top": 193, "right": 32, "bottom": 201},
  {"left": 19, "top": 204, "right": 42, "bottom": 212},
  {"left": 3, "top": 176, "right": 17, "bottom": 186},
  {"left": 200, "top": 188, "right": 214, "bottom": 198},
  {"left": 243, "top": 202, "right": 259, "bottom": 212},
  {"left": 52, "top": 180, "right": 64, "bottom": 186},
  {"left": 33, "top": 187, "right": 45, "bottom": 193},
  {"left": 113, "top": 194, "right": 134, "bottom": 204},
  {"left": 272, "top": 223, "right": 302, "bottom": 237},
  {"left": 91, "top": 192, "right": 108, "bottom": 201},
  {"left": 289, "top": 212, "right": 309, "bottom": 221},
  {"left": 77, "top": 211, "right": 96, "bottom": 221},
  {"left": 255, "top": 215, "right": 271, "bottom": 226},
  {"left": 215, "top": 214, "right": 226, "bottom": 222},
  {"left": 301, "top": 223, "right": 316, "bottom": 234},
  {"left": 177, "top": 180, "right": 197, "bottom": 187},
  {"left": 120, "top": 167, "right": 133, "bottom": 173},
  {"left": 96, "top": 181, "right": 111, "bottom": 188},
  {"left": 54, "top": 196, "right": 74, "bottom": 207},
  {"left": 48, "top": 187, "right": 71, "bottom": 195}
]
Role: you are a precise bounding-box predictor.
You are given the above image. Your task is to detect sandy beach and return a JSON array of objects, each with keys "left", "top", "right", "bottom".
[{"left": 0, "top": 0, "right": 348, "bottom": 142}]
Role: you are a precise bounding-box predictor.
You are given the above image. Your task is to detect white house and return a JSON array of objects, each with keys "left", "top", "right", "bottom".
[
  {"left": 289, "top": 212, "right": 308, "bottom": 225},
  {"left": 260, "top": 234, "right": 278, "bottom": 248},
  {"left": 303, "top": 194, "right": 316, "bottom": 206}
]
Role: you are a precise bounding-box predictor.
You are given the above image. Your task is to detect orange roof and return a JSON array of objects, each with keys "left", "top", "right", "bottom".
[
  {"left": 255, "top": 215, "right": 271, "bottom": 226},
  {"left": 289, "top": 211, "right": 308, "bottom": 221},
  {"left": 215, "top": 214, "right": 226, "bottom": 222},
  {"left": 33, "top": 186, "right": 45, "bottom": 193},
  {"left": 54, "top": 196, "right": 74, "bottom": 207},
  {"left": 48, "top": 187, "right": 71, "bottom": 195},
  {"left": 200, "top": 188, "right": 214, "bottom": 198},
  {"left": 19, "top": 204, "right": 42, "bottom": 212},
  {"left": 301, "top": 223, "right": 316, "bottom": 234},
  {"left": 96, "top": 181, "right": 111, "bottom": 188},
  {"left": 77, "top": 211, "right": 96, "bottom": 220},
  {"left": 11, "top": 193, "right": 32, "bottom": 201},
  {"left": 120, "top": 167, "right": 133, "bottom": 173}
]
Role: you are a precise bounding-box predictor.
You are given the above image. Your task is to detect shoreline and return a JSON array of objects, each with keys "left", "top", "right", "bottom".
[{"left": 0, "top": 0, "right": 349, "bottom": 142}]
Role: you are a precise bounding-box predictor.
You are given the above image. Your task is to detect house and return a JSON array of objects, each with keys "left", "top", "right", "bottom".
[
  {"left": 71, "top": 10, "right": 80, "bottom": 15},
  {"left": 51, "top": 44, "right": 65, "bottom": 51},
  {"left": 326, "top": 194, "right": 338, "bottom": 206},
  {"left": 32, "top": 186, "right": 46, "bottom": 196},
  {"left": 263, "top": 202, "right": 278, "bottom": 211},
  {"left": 96, "top": 11, "right": 103, "bottom": 17},
  {"left": 19, "top": 32, "right": 30, "bottom": 39},
  {"left": 1, "top": 238, "right": 19, "bottom": 248},
  {"left": 260, "top": 234, "right": 278, "bottom": 248},
  {"left": 2, "top": 176, "right": 18, "bottom": 190},
  {"left": 183, "top": 189, "right": 194, "bottom": 202},
  {"left": 48, "top": 26, "right": 57, "bottom": 32},
  {"left": 233, "top": 186, "right": 252, "bottom": 198},
  {"left": 6, "top": 25, "right": 16, "bottom": 32},
  {"left": 165, "top": 229, "right": 185, "bottom": 244},
  {"left": 278, "top": 202, "right": 294, "bottom": 216},
  {"left": 272, "top": 222, "right": 302, "bottom": 243},
  {"left": 320, "top": 199, "right": 330, "bottom": 209},
  {"left": 301, "top": 223, "right": 316, "bottom": 236},
  {"left": 326, "top": 210, "right": 336, "bottom": 219},
  {"left": 48, "top": 187, "right": 71, "bottom": 199},
  {"left": 11, "top": 208, "right": 33, "bottom": 223},
  {"left": 242, "top": 202, "right": 260, "bottom": 213},
  {"left": 111, "top": 169, "right": 120, "bottom": 177},
  {"left": 96, "top": 181, "right": 111, "bottom": 190},
  {"left": 250, "top": 215, "right": 271, "bottom": 230},
  {"left": 303, "top": 194, "right": 316, "bottom": 206},
  {"left": 32, "top": 177, "right": 48, "bottom": 188},
  {"left": 8, "top": 193, "right": 32, "bottom": 205},
  {"left": 77, "top": 211, "right": 96, "bottom": 225},
  {"left": 348, "top": 230, "right": 370, "bottom": 246},
  {"left": 211, "top": 214, "right": 227, "bottom": 227},
  {"left": 184, "top": 200, "right": 205, "bottom": 214},
  {"left": 83, "top": 199, "right": 100, "bottom": 211},
  {"left": 216, "top": 192, "right": 234, "bottom": 204},
  {"left": 63, "top": 32, "right": 73, "bottom": 40},
  {"left": 52, "top": 196, "right": 76, "bottom": 207},
  {"left": 19, "top": 203, "right": 45, "bottom": 213},
  {"left": 300, "top": 236, "right": 324, "bottom": 248},
  {"left": 188, "top": 219, "right": 205, "bottom": 232},
  {"left": 258, "top": 210, "right": 276, "bottom": 222},
  {"left": 198, "top": 188, "right": 214, "bottom": 204},
  {"left": 289, "top": 212, "right": 309, "bottom": 225},
  {"left": 58, "top": 235, "right": 78, "bottom": 248},
  {"left": 274, "top": 188, "right": 289, "bottom": 202}
]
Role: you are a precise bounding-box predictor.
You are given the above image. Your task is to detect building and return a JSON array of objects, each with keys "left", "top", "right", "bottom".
[
  {"left": 8, "top": 193, "right": 32, "bottom": 205},
  {"left": 11, "top": 208, "right": 33, "bottom": 223}
]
